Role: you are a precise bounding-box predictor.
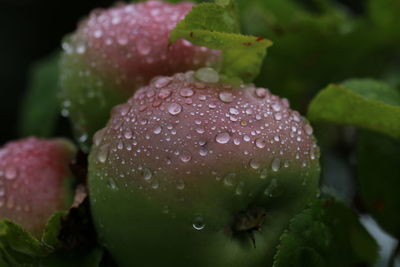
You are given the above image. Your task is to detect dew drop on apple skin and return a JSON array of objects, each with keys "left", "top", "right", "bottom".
[
  {"left": 264, "top": 179, "right": 278, "bottom": 197},
  {"left": 142, "top": 168, "right": 153, "bottom": 181},
  {"left": 4, "top": 166, "right": 18, "bottom": 180},
  {"left": 223, "top": 173, "right": 236, "bottom": 186},
  {"left": 97, "top": 144, "right": 110, "bottom": 163},
  {"left": 107, "top": 177, "right": 118, "bottom": 190},
  {"left": 192, "top": 216, "right": 205, "bottom": 230},
  {"left": 235, "top": 181, "right": 244, "bottom": 195}
]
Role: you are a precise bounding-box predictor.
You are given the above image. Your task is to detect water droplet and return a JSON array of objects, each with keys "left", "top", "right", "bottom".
[
  {"left": 124, "top": 129, "right": 133, "bottom": 139},
  {"left": 234, "top": 138, "right": 241, "bottom": 145},
  {"left": 93, "top": 29, "right": 103, "bottom": 38},
  {"left": 76, "top": 43, "right": 86, "bottom": 54},
  {"left": 192, "top": 216, "right": 205, "bottom": 230},
  {"left": 249, "top": 159, "right": 260, "bottom": 169},
  {"left": 223, "top": 173, "right": 236, "bottom": 186},
  {"left": 179, "top": 88, "right": 194, "bottom": 97},
  {"left": 272, "top": 103, "right": 281, "bottom": 112},
  {"left": 158, "top": 89, "right": 172, "bottom": 99},
  {"left": 168, "top": 103, "right": 182, "bottom": 115},
  {"left": 138, "top": 39, "right": 151, "bottom": 55},
  {"left": 235, "top": 182, "right": 244, "bottom": 195},
  {"left": 196, "top": 128, "right": 205, "bottom": 134},
  {"left": 215, "top": 132, "right": 230, "bottom": 144},
  {"left": 180, "top": 151, "right": 192, "bottom": 163},
  {"left": 199, "top": 147, "right": 208, "bottom": 156},
  {"left": 5, "top": 166, "right": 18, "bottom": 180},
  {"left": 219, "top": 92, "right": 234, "bottom": 103},
  {"left": 177, "top": 179, "right": 185, "bottom": 190},
  {"left": 142, "top": 168, "right": 152, "bottom": 181},
  {"left": 255, "top": 88, "right": 268, "bottom": 98},
  {"left": 151, "top": 179, "right": 160, "bottom": 189},
  {"left": 194, "top": 68, "right": 220, "bottom": 83},
  {"left": 304, "top": 124, "right": 313, "bottom": 135},
  {"left": 107, "top": 177, "right": 118, "bottom": 190},
  {"left": 271, "top": 158, "right": 280, "bottom": 172},
  {"left": 284, "top": 160, "right": 290, "bottom": 168},
  {"left": 155, "top": 77, "right": 172, "bottom": 88},
  {"left": 264, "top": 179, "right": 278, "bottom": 197},
  {"left": 229, "top": 107, "right": 239, "bottom": 115},
  {"left": 274, "top": 113, "right": 282, "bottom": 121},
  {"left": 111, "top": 16, "right": 121, "bottom": 25},
  {"left": 97, "top": 144, "right": 109, "bottom": 163},
  {"left": 259, "top": 168, "right": 268, "bottom": 179},
  {"left": 153, "top": 126, "right": 162, "bottom": 134},
  {"left": 255, "top": 138, "right": 266, "bottom": 148}
]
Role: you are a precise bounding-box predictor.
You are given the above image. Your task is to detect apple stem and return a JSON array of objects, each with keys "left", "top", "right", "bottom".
[{"left": 229, "top": 206, "right": 267, "bottom": 247}]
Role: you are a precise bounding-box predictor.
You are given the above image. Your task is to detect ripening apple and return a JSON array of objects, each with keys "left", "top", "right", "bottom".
[
  {"left": 60, "top": 1, "right": 221, "bottom": 149},
  {"left": 88, "top": 68, "right": 320, "bottom": 267},
  {"left": 0, "top": 137, "right": 76, "bottom": 238}
]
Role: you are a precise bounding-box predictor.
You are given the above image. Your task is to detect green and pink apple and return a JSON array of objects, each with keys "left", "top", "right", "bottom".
[
  {"left": 88, "top": 68, "right": 320, "bottom": 267},
  {"left": 0, "top": 137, "right": 76, "bottom": 238},
  {"left": 60, "top": 1, "right": 221, "bottom": 149}
]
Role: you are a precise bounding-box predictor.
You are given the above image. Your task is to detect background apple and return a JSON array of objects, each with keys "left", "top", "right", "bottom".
[
  {"left": 60, "top": 1, "right": 221, "bottom": 149},
  {"left": 0, "top": 137, "right": 76, "bottom": 238}
]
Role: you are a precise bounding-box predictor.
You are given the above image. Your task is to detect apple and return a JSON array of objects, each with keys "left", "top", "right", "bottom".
[
  {"left": 60, "top": 1, "right": 221, "bottom": 149},
  {"left": 88, "top": 68, "right": 320, "bottom": 266},
  {"left": 0, "top": 137, "right": 76, "bottom": 238}
]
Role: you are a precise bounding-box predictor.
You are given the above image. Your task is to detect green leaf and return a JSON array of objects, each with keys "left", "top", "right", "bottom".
[
  {"left": 357, "top": 130, "right": 400, "bottom": 237},
  {"left": 19, "top": 51, "right": 61, "bottom": 138},
  {"left": 307, "top": 79, "right": 400, "bottom": 139},
  {"left": 42, "top": 211, "right": 68, "bottom": 249},
  {"left": 273, "top": 197, "right": 378, "bottom": 267},
  {"left": 169, "top": 0, "right": 272, "bottom": 82},
  {"left": 0, "top": 219, "right": 51, "bottom": 257}
]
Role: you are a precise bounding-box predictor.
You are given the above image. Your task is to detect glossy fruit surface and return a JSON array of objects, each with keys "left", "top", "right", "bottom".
[
  {"left": 60, "top": 1, "right": 221, "bottom": 149},
  {"left": 0, "top": 137, "right": 76, "bottom": 237},
  {"left": 88, "top": 69, "right": 320, "bottom": 267}
]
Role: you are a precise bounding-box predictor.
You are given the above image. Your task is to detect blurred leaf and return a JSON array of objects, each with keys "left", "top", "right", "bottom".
[
  {"left": 308, "top": 79, "right": 400, "bottom": 139},
  {"left": 368, "top": 0, "right": 400, "bottom": 39},
  {"left": 357, "top": 130, "right": 400, "bottom": 238},
  {"left": 170, "top": 0, "right": 272, "bottom": 82},
  {"left": 19, "top": 52, "right": 61, "bottom": 138},
  {"left": 273, "top": 197, "right": 378, "bottom": 267},
  {"left": 236, "top": 0, "right": 400, "bottom": 112}
]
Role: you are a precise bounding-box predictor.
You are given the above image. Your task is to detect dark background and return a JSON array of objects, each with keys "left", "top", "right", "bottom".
[{"left": 0, "top": 0, "right": 362, "bottom": 145}]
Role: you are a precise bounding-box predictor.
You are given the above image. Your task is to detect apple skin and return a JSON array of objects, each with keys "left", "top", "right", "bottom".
[
  {"left": 60, "top": 1, "right": 221, "bottom": 150},
  {"left": 88, "top": 69, "right": 320, "bottom": 266},
  {"left": 0, "top": 137, "right": 76, "bottom": 238}
]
